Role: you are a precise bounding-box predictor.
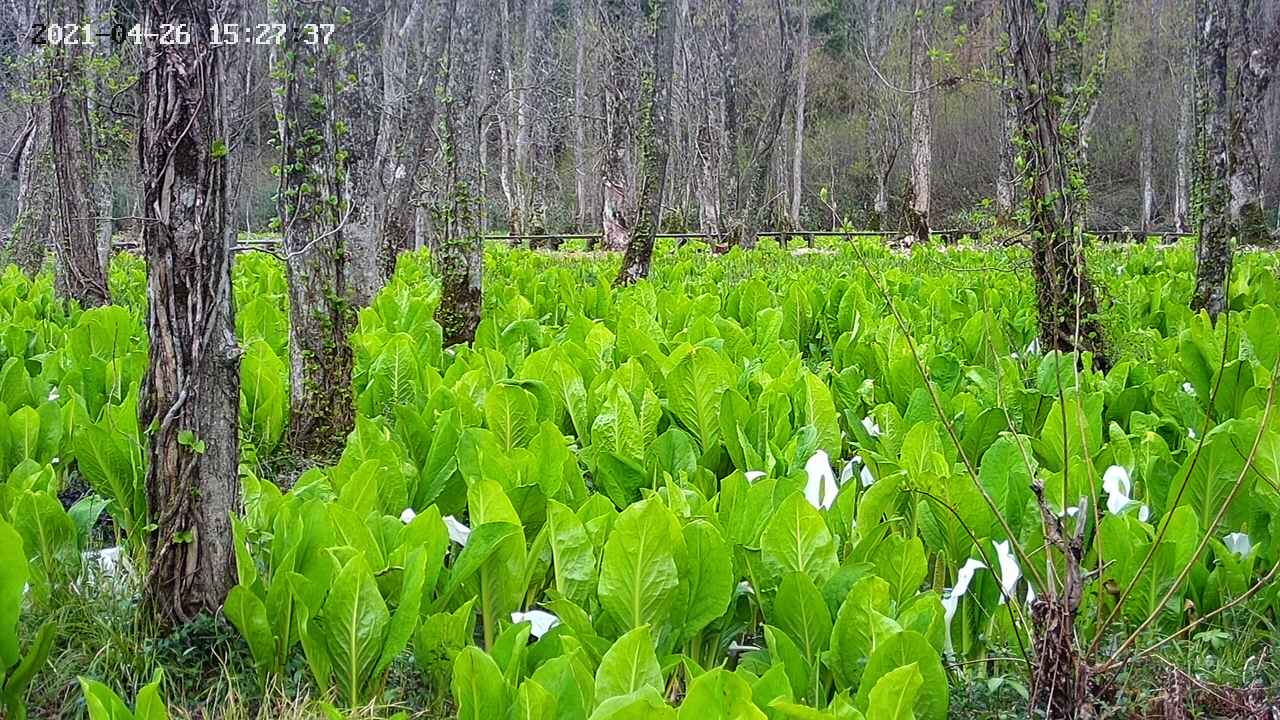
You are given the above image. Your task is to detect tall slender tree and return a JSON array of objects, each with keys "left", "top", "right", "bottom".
[
  {"left": 48, "top": 0, "right": 110, "bottom": 306},
  {"left": 1190, "top": 0, "right": 1232, "bottom": 318},
  {"left": 905, "top": 0, "right": 931, "bottom": 243},
  {"left": 617, "top": 0, "right": 678, "bottom": 285},
  {"left": 138, "top": 0, "right": 240, "bottom": 627}
]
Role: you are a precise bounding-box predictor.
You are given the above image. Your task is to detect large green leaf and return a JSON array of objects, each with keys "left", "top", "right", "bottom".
[
  {"left": 853, "top": 631, "right": 946, "bottom": 720},
  {"left": 594, "top": 625, "right": 663, "bottom": 703},
  {"left": 664, "top": 346, "right": 729, "bottom": 453},
  {"left": 598, "top": 498, "right": 680, "bottom": 632},
  {"left": 322, "top": 553, "right": 390, "bottom": 707},
  {"left": 486, "top": 383, "right": 538, "bottom": 452},
  {"left": 677, "top": 668, "right": 765, "bottom": 720},
  {"left": 760, "top": 493, "right": 839, "bottom": 588},
  {"left": 452, "top": 646, "right": 512, "bottom": 720}
]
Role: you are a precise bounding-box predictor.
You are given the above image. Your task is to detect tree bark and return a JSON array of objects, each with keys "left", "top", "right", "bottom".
[
  {"left": 1173, "top": 36, "right": 1193, "bottom": 232},
  {"left": 905, "top": 0, "right": 931, "bottom": 244},
  {"left": 789, "top": 0, "right": 808, "bottom": 230},
  {"left": 7, "top": 47, "right": 52, "bottom": 275},
  {"left": 996, "top": 73, "right": 1018, "bottom": 222},
  {"left": 1228, "top": 3, "right": 1279, "bottom": 245},
  {"left": 1191, "top": 0, "right": 1232, "bottom": 318},
  {"left": 434, "top": 0, "right": 481, "bottom": 345},
  {"left": 48, "top": 0, "right": 110, "bottom": 308},
  {"left": 275, "top": 0, "right": 356, "bottom": 456},
  {"left": 739, "top": 0, "right": 800, "bottom": 249},
  {"left": 138, "top": 0, "right": 240, "bottom": 628},
  {"left": 1006, "top": 0, "right": 1110, "bottom": 374},
  {"left": 600, "top": 0, "right": 634, "bottom": 251},
  {"left": 616, "top": 0, "right": 677, "bottom": 285},
  {"left": 573, "top": 0, "right": 592, "bottom": 232}
]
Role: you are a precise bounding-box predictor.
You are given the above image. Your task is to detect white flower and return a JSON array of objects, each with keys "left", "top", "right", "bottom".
[
  {"left": 994, "top": 540, "right": 1021, "bottom": 605},
  {"left": 1102, "top": 465, "right": 1135, "bottom": 516},
  {"left": 804, "top": 450, "right": 839, "bottom": 510},
  {"left": 1182, "top": 382, "right": 1195, "bottom": 395},
  {"left": 736, "top": 580, "right": 755, "bottom": 596},
  {"left": 1188, "top": 427, "right": 1197, "bottom": 440},
  {"left": 78, "top": 546, "right": 133, "bottom": 593},
  {"left": 745, "top": 470, "right": 765, "bottom": 484},
  {"left": 399, "top": 507, "right": 417, "bottom": 524},
  {"left": 51, "top": 457, "right": 60, "bottom": 465},
  {"left": 861, "top": 416, "right": 882, "bottom": 438},
  {"left": 1011, "top": 352, "right": 1020, "bottom": 360},
  {"left": 1064, "top": 496, "right": 1089, "bottom": 519},
  {"left": 443, "top": 515, "right": 471, "bottom": 546},
  {"left": 1025, "top": 583, "right": 1037, "bottom": 605},
  {"left": 942, "top": 558, "right": 987, "bottom": 654},
  {"left": 1026, "top": 338, "right": 1041, "bottom": 355},
  {"left": 511, "top": 610, "right": 560, "bottom": 638},
  {"left": 1138, "top": 505, "right": 1151, "bottom": 522},
  {"left": 48, "top": 387, "right": 60, "bottom": 402},
  {"left": 860, "top": 465, "right": 875, "bottom": 488},
  {"left": 1224, "top": 532, "right": 1252, "bottom": 557}
]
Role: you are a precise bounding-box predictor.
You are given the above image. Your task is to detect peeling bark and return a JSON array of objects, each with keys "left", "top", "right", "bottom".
[
  {"left": 905, "top": 0, "right": 931, "bottom": 244},
  {"left": 138, "top": 0, "right": 240, "bottom": 628}
]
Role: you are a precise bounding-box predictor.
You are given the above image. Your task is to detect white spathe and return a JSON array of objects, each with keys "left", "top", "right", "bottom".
[
  {"left": 1101, "top": 465, "right": 1149, "bottom": 520},
  {"left": 840, "top": 461, "right": 855, "bottom": 486},
  {"left": 942, "top": 558, "right": 987, "bottom": 654},
  {"left": 994, "top": 540, "right": 1021, "bottom": 605},
  {"left": 1224, "top": 532, "right": 1252, "bottom": 558},
  {"left": 736, "top": 580, "right": 755, "bottom": 596},
  {"left": 443, "top": 515, "right": 471, "bottom": 546},
  {"left": 804, "top": 450, "right": 839, "bottom": 510},
  {"left": 860, "top": 465, "right": 875, "bottom": 488},
  {"left": 745, "top": 470, "right": 766, "bottom": 484},
  {"left": 861, "top": 416, "right": 882, "bottom": 438},
  {"left": 511, "top": 610, "right": 560, "bottom": 638},
  {"left": 400, "top": 507, "right": 417, "bottom": 524}
]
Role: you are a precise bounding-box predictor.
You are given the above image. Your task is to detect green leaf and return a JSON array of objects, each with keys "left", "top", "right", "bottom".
[
  {"left": 828, "top": 576, "right": 899, "bottom": 689},
  {"left": 486, "top": 383, "right": 538, "bottom": 452},
  {"left": 760, "top": 493, "right": 839, "bottom": 589},
  {"left": 865, "top": 664, "right": 922, "bottom": 720},
  {"left": 598, "top": 498, "right": 680, "bottom": 632},
  {"left": 594, "top": 625, "right": 663, "bottom": 703},
  {"left": 853, "top": 631, "right": 947, "bottom": 720},
  {"left": 0, "top": 518, "right": 27, "bottom": 667},
  {"left": 678, "top": 668, "right": 765, "bottom": 720},
  {"left": 773, "top": 573, "right": 832, "bottom": 669},
  {"left": 665, "top": 346, "right": 729, "bottom": 453},
  {"left": 322, "top": 553, "right": 390, "bottom": 707},
  {"left": 672, "top": 520, "right": 733, "bottom": 642},
  {"left": 224, "top": 586, "right": 275, "bottom": 676},
  {"left": 452, "top": 646, "right": 512, "bottom": 720},
  {"left": 547, "top": 500, "right": 598, "bottom": 608}
]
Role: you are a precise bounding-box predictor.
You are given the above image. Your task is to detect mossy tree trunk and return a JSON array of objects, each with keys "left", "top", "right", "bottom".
[
  {"left": 274, "top": 0, "right": 356, "bottom": 456},
  {"left": 138, "top": 0, "right": 240, "bottom": 629},
  {"left": 616, "top": 0, "right": 677, "bottom": 286},
  {"left": 1191, "top": 0, "right": 1232, "bottom": 319}
]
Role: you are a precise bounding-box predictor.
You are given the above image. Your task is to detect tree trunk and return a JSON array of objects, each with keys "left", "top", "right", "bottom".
[
  {"left": 996, "top": 76, "right": 1018, "bottom": 221},
  {"left": 1006, "top": 0, "right": 1109, "bottom": 375},
  {"left": 1191, "top": 0, "right": 1232, "bottom": 318},
  {"left": 573, "top": 0, "right": 592, "bottom": 232},
  {"left": 138, "top": 0, "right": 240, "bottom": 628},
  {"left": 789, "top": 0, "right": 808, "bottom": 230},
  {"left": 739, "top": 1, "right": 800, "bottom": 249},
  {"left": 434, "top": 0, "right": 481, "bottom": 345},
  {"left": 600, "top": 0, "right": 633, "bottom": 251},
  {"left": 1173, "top": 39, "right": 1193, "bottom": 232},
  {"left": 8, "top": 114, "right": 52, "bottom": 275},
  {"left": 1228, "top": 4, "right": 1279, "bottom": 246},
  {"left": 616, "top": 0, "right": 677, "bottom": 286},
  {"left": 275, "top": 0, "right": 356, "bottom": 456},
  {"left": 720, "top": 0, "right": 743, "bottom": 244},
  {"left": 905, "top": 0, "right": 931, "bottom": 244},
  {"left": 1139, "top": 109, "right": 1155, "bottom": 235},
  {"left": 48, "top": 0, "right": 109, "bottom": 307}
]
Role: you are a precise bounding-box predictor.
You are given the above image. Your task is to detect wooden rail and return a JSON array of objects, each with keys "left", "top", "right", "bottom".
[{"left": 109, "top": 227, "right": 1197, "bottom": 253}]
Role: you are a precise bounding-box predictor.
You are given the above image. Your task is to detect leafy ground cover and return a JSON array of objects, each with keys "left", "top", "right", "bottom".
[{"left": 2, "top": 237, "right": 1279, "bottom": 718}]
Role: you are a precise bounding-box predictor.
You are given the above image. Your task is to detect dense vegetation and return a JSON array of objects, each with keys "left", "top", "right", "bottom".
[{"left": 2, "top": 238, "right": 1278, "bottom": 718}]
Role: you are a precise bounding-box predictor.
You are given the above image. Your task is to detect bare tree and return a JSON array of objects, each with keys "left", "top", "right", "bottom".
[
  {"left": 138, "top": 0, "right": 240, "bottom": 628},
  {"left": 5, "top": 1, "right": 52, "bottom": 274},
  {"left": 905, "top": 0, "right": 931, "bottom": 243},
  {"left": 617, "top": 0, "right": 678, "bottom": 285},
  {"left": 47, "top": 0, "right": 109, "bottom": 306},
  {"left": 600, "top": 0, "right": 637, "bottom": 250},
  {"left": 789, "top": 0, "right": 808, "bottom": 229},
  {"left": 1229, "top": 0, "right": 1280, "bottom": 244}
]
